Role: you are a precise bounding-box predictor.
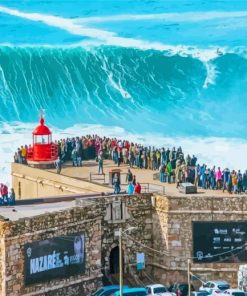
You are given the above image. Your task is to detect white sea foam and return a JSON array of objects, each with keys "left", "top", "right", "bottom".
[
  {"left": 203, "top": 61, "right": 219, "bottom": 88},
  {"left": 0, "top": 5, "right": 115, "bottom": 40},
  {"left": 0, "top": 4, "right": 228, "bottom": 66},
  {"left": 1, "top": 122, "right": 247, "bottom": 187},
  {"left": 76, "top": 11, "right": 247, "bottom": 24},
  {"left": 108, "top": 73, "right": 131, "bottom": 99}
]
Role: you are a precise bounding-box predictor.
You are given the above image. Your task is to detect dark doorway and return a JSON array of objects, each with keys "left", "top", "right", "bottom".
[{"left": 109, "top": 246, "right": 121, "bottom": 274}]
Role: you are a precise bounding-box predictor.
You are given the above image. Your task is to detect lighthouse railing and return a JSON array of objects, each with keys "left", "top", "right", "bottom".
[{"left": 27, "top": 143, "right": 58, "bottom": 161}]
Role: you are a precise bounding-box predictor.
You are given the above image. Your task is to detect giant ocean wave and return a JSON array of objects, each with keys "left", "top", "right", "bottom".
[
  {"left": 1, "top": 2, "right": 247, "bottom": 185},
  {"left": 1, "top": 45, "right": 247, "bottom": 137}
]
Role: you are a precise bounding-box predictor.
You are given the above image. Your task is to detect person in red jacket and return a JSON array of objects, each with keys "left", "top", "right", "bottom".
[
  {"left": 0, "top": 183, "right": 8, "bottom": 203},
  {"left": 134, "top": 182, "right": 141, "bottom": 194}
]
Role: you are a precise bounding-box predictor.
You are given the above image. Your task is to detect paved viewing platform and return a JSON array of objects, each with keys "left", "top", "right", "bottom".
[
  {"left": 6, "top": 158, "right": 240, "bottom": 221},
  {"left": 0, "top": 200, "right": 76, "bottom": 221},
  {"left": 48, "top": 159, "right": 240, "bottom": 198}
]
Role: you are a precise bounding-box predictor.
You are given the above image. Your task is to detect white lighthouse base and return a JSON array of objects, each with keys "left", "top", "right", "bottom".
[{"left": 27, "top": 159, "right": 58, "bottom": 169}]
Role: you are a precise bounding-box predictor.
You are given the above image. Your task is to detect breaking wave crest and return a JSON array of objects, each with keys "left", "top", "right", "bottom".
[{"left": 0, "top": 45, "right": 247, "bottom": 136}]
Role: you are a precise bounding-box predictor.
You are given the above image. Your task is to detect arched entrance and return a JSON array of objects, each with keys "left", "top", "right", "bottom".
[{"left": 109, "top": 246, "right": 124, "bottom": 274}]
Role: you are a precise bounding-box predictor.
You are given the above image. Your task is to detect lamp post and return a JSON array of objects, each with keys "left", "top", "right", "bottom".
[
  {"left": 119, "top": 227, "right": 137, "bottom": 296},
  {"left": 187, "top": 259, "right": 191, "bottom": 296}
]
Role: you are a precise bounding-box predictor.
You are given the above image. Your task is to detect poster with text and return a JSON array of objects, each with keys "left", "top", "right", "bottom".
[
  {"left": 193, "top": 222, "right": 247, "bottom": 263},
  {"left": 24, "top": 233, "right": 85, "bottom": 285}
]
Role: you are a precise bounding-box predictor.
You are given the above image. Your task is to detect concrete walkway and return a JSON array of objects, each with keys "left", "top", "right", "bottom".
[{"left": 49, "top": 159, "right": 236, "bottom": 197}]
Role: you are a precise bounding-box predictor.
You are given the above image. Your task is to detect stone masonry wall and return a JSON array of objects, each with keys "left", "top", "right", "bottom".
[
  {"left": 100, "top": 193, "right": 153, "bottom": 278},
  {"left": 152, "top": 194, "right": 247, "bottom": 288},
  {"left": 0, "top": 205, "right": 103, "bottom": 296},
  {"left": 0, "top": 193, "right": 154, "bottom": 296},
  {"left": 0, "top": 231, "right": 6, "bottom": 296},
  {"left": 2, "top": 190, "right": 245, "bottom": 295}
]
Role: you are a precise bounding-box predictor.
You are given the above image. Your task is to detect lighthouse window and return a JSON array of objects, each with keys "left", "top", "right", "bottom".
[{"left": 35, "top": 135, "right": 49, "bottom": 144}]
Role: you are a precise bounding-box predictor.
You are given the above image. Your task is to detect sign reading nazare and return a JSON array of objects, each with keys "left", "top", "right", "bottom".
[{"left": 25, "top": 234, "right": 85, "bottom": 285}]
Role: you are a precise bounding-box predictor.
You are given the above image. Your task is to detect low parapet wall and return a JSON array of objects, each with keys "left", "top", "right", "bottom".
[{"left": 11, "top": 163, "right": 111, "bottom": 199}]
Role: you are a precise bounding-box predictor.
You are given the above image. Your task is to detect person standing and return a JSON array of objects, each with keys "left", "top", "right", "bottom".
[
  {"left": 127, "top": 182, "right": 134, "bottom": 194},
  {"left": 9, "top": 188, "right": 16, "bottom": 206},
  {"left": 166, "top": 148, "right": 170, "bottom": 164},
  {"left": 126, "top": 169, "right": 133, "bottom": 184},
  {"left": 21, "top": 145, "right": 27, "bottom": 164},
  {"left": 166, "top": 161, "right": 172, "bottom": 183},
  {"left": 71, "top": 148, "right": 77, "bottom": 166},
  {"left": 216, "top": 167, "right": 223, "bottom": 189},
  {"left": 185, "top": 154, "right": 191, "bottom": 166},
  {"left": 161, "top": 148, "right": 166, "bottom": 165},
  {"left": 175, "top": 161, "right": 182, "bottom": 188},
  {"left": 98, "top": 150, "right": 104, "bottom": 174},
  {"left": 122, "top": 147, "right": 128, "bottom": 164},
  {"left": 129, "top": 150, "right": 135, "bottom": 168},
  {"left": 113, "top": 174, "right": 121, "bottom": 194},
  {"left": 237, "top": 170, "right": 243, "bottom": 193},
  {"left": 153, "top": 151, "right": 157, "bottom": 171},
  {"left": 222, "top": 168, "right": 230, "bottom": 193},
  {"left": 113, "top": 146, "right": 118, "bottom": 164},
  {"left": 14, "top": 152, "right": 18, "bottom": 163},
  {"left": 227, "top": 172, "right": 233, "bottom": 194},
  {"left": 117, "top": 147, "right": 122, "bottom": 167},
  {"left": 0, "top": 183, "right": 8, "bottom": 204},
  {"left": 210, "top": 166, "right": 216, "bottom": 189},
  {"left": 134, "top": 182, "right": 141, "bottom": 194},
  {"left": 150, "top": 149, "right": 154, "bottom": 170},
  {"left": 232, "top": 171, "right": 238, "bottom": 193},
  {"left": 76, "top": 151, "right": 82, "bottom": 167},
  {"left": 55, "top": 157, "right": 62, "bottom": 174},
  {"left": 243, "top": 170, "right": 247, "bottom": 192},
  {"left": 191, "top": 155, "right": 197, "bottom": 166},
  {"left": 200, "top": 164, "right": 206, "bottom": 189},
  {"left": 159, "top": 163, "right": 165, "bottom": 183},
  {"left": 17, "top": 148, "right": 22, "bottom": 163},
  {"left": 132, "top": 175, "right": 136, "bottom": 186},
  {"left": 156, "top": 150, "right": 161, "bottom": 169}
]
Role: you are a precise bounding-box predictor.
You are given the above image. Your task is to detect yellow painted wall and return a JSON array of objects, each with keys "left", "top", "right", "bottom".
[{"left": 11, "top": 163, "right": 109, "bottom": 199}]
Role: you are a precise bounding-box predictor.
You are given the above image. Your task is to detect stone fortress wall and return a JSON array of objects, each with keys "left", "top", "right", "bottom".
[
  {"left": 0, "top": 203, "right": 102, "bottom": 296},
  {"left": 152, "top": 194, "right": 247, "bottom": 286},
  {"left": 0, "top": 194, "right": 154, "bottom": 296},
  {"left": 1, "top": 175, "right": 247, "bottom": 295}
]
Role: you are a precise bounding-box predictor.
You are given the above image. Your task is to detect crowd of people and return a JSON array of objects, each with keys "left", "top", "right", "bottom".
[
  {"left": 0, "top": 184, "right": 15, "bottom": 206},
  {"left": 12, "top": 134, "right": 247, "bottom": 196},
  {"left": 194, "top": 166, "right": 247, "bottom": 194},
  {"left": 14, "top": 145, "right": 29, "bottom": 164}
]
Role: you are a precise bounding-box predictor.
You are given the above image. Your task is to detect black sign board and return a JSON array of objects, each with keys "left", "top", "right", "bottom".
[
  {"left": 24, "top": 234, "right": 85, "bottom": 285},
  {"left": 193, "top": 221, "right": 247, "bottom": 263}
]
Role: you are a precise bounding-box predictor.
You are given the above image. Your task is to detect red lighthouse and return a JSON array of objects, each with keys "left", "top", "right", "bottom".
[{"left": 27, "top": 115, "right": 58, "bottom": 168}]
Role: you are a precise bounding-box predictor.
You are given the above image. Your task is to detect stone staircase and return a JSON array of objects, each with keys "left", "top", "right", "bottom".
[
  {"left": 109, "top": 273, "right": 137, "bottom": 287},
  {"left": 107, "top": 268, "right": 157, "bottom": 288}
]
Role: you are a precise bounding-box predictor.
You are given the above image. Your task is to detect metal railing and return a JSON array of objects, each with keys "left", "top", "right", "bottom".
[
  {"left": 89, "top": 172, "right": 106, "bottom": 184},
  {"left": 88, "top": 172, "right": 165, "bottom": 194},
  {"left": 27, "top": 143, "right": 58, "bottom": 160},
  {"left": 139, "top": 183, "right": 165, "bottom": 194}
]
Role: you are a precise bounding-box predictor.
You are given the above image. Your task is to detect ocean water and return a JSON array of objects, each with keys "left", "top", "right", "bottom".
[{"left": 0, "top": 0, "right": 247, "bottom": 185}]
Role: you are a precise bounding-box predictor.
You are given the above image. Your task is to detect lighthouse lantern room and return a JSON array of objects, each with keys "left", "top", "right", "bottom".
[{"left": 27, "top": 114, "right": 58, "bottom": 167}]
